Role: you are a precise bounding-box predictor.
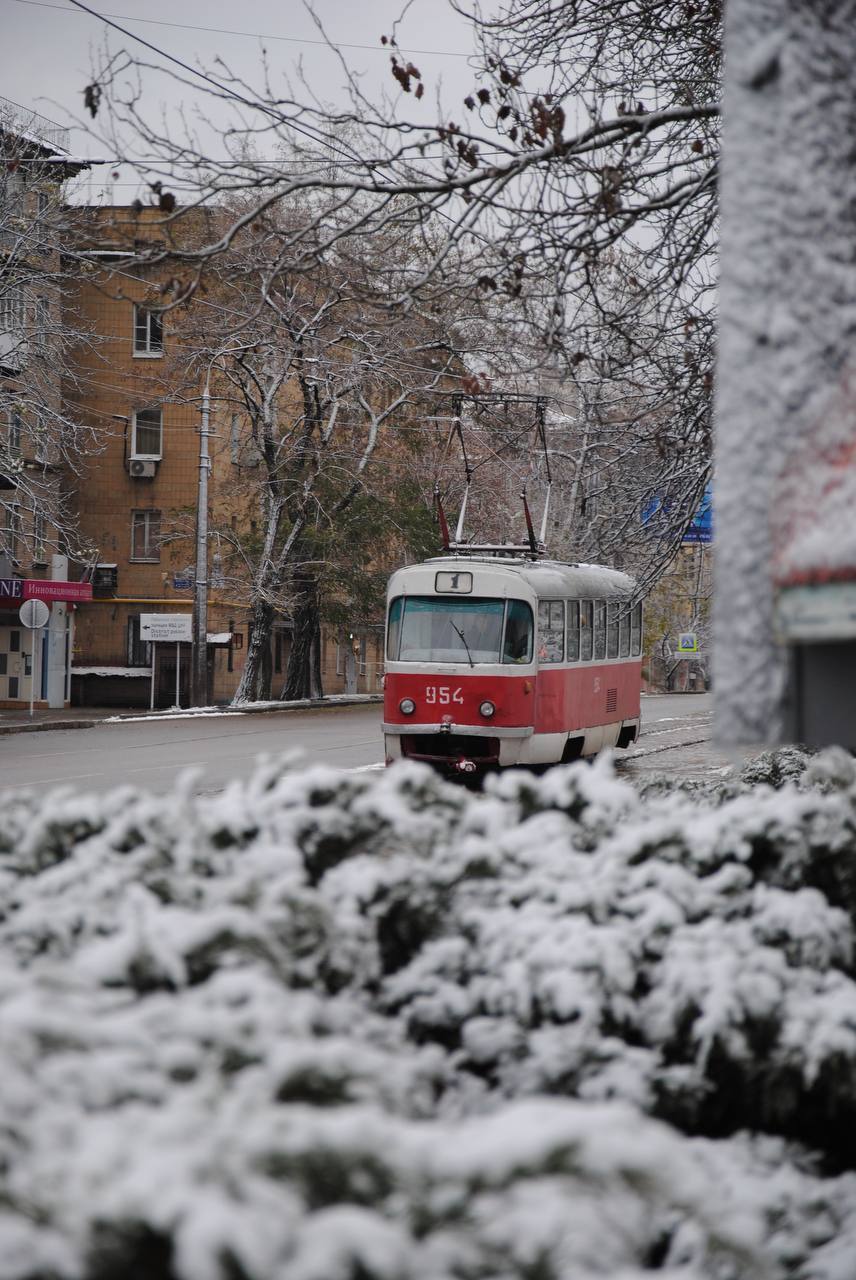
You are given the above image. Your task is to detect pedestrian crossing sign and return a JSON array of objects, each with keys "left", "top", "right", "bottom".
[{"left": 677, "top": 632, "right": 698, "bottom": 653}]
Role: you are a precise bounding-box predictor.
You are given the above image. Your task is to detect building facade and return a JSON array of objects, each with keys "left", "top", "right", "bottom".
[
  {"left": 63, "top": 206, "right": 383, "bottom": 708},
  {"left": 0, "top": 98, "right": 98, "bottom": 708}
]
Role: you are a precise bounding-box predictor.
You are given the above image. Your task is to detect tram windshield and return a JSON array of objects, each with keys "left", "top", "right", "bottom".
[{"left": 388, "top": 596, "right": 533, "bottom": 664}]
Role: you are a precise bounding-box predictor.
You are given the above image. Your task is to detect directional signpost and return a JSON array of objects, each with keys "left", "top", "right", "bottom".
[
  {"left": 140, "top": 614, "right": 192, "bottom": 709},
  {"left": 19, "top": 597, "right": 50, "bottom": 718}
]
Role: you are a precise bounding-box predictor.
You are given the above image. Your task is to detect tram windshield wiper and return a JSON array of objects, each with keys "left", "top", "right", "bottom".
[{"left": 450, "top": 621, "right": 475, "bottom": 667}]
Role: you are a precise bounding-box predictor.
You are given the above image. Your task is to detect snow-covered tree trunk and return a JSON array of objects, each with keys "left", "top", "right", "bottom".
[
  {"left": 715, "top": 0, "right": 856, "bottom": 744},
  {"left": 281, "top": 573, "right": 322, "bottom": 700},
  {"left": 233, "top": 597, "right": 274, "bottom": 703}
]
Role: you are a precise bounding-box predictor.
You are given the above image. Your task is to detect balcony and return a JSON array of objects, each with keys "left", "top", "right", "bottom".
[{"left": 0, "top": 96, "right": 69, "bottom": 154}]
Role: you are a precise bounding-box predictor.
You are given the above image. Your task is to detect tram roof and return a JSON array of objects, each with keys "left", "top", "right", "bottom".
[{"left": 393, "top": 556, "right": 636, "bottom": 599}]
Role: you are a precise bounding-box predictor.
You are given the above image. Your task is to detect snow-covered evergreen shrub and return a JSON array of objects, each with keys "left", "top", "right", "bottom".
[{"left": 1, "top": 751, "right": 856, "bottom": 1277}]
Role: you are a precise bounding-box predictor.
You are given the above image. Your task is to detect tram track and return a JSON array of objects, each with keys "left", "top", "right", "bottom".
[{"left": 619, "top": 735, "right": 711, "bottom": 761}]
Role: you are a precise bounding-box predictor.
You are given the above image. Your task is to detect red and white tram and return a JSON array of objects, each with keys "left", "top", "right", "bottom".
[{"left": 383, "top": 553, "right": 643, "bottom": 775}]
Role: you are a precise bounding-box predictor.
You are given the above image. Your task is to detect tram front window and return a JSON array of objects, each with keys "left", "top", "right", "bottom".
[{"left": 388, "top": 597, "right": 533, "bottom": 664}]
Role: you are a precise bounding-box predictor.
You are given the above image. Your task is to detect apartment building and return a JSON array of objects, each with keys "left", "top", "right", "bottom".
[
  {"left": 64, "top": 205, "right": 385, "bottom": 708},
  {"left": 0, "top": 99, "right": 99, "bottom": 709}
]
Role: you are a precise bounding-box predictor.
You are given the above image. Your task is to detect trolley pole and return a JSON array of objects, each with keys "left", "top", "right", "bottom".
[{"left": 192, "top": 376, "right": 211, "bottom": 707}]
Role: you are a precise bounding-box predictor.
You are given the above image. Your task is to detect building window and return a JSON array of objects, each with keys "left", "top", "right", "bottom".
[
  {"left": 0, "top": 288, "right": 24, "bottom": 331},
  {"left": 8, "top": 410, "right": 22, "bottom": 453},
  {"left": 32, "top": 510, "right": 46, "bottom": 563},
  {"left": 34, "top": 296, "right": 49, "bottom": 340},
  {"left": 131, "top": 407, "right": 163, "bottom": 459},
  {"left": 133, "top": 305, "right": 163, "bottom": 356},
  {"left": 37, "top": 190, "right": 49, "bottom": 217},
  {"left": 127, "top": 615, "right": 152, "bottom": 667},
  {"left": 131, "top": 508, "right": 161, "bottom": 561},
  {"left": 10, "top": 630, "right": 21, "bottom": 653},
  {"left": 3, "top": 503, "right": 20, "bottom": 559}
]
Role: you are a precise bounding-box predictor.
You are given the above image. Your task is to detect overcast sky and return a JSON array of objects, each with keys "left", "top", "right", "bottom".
[{"left": 4, "top": 0, "right": 480, "bottom": 197}]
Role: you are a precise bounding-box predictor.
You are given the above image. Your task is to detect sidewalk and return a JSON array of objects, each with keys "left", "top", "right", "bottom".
[{"left": 0, "top": 694, "right": 382, "bottom": 735}]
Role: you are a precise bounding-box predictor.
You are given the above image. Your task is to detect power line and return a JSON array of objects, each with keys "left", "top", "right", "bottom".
[
  {"left": 52, "top": 0, "right": 501, "bottom": 258},
  {"left": 12, "top": 0, "right": 471, "bottom": 58}
]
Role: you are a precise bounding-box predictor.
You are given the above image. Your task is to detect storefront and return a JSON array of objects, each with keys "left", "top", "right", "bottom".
[{"left": 0, "top": 576, "right": 93, "bottom": 709}]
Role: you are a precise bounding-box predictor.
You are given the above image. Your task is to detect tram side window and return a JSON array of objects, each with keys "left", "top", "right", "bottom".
[
  {"left": 619, "top": 603, "right": 631, "bottom": 657},
  {"left": 607, "top": 602, "right": 619, "bottom": 659},
  {"left": 580, "top": 600, "right": 593, "bottom": 660},
  {"left": 567, "top": 600, "right": 580, "bottom": 660},
  {"left": 387, "top": 597, "right": 403, "bottom": 660},
  {"left": 538, "top": 600, "right": 564, "bottom": 662},
  {"left": 631, "top": 601, "right": 643, "bottom": 656},
  {"left": 594, "top": 600, "right": 607, "bottom": 660},
  {"left": 503, "top": 599, "right": 534, "bottom": 663}
]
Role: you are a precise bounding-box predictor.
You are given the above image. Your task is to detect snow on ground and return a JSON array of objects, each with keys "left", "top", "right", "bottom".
[
  {"left": 104, "top": 711, "right": 245, "bottom": 723},
  {"left": 1, "top": 748, "right": 856, "bottom": 1278}
]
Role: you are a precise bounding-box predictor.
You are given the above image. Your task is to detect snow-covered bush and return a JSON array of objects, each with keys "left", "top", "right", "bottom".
[{"left": 2, "top": 750, "right": 856, "bottom": 1278}]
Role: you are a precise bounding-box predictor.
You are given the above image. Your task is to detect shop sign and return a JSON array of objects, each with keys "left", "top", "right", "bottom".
[
  {"left": 0, "top": 578, "right": 23, "bottom": 602},
  {"left": 23, "top": 580, "right": 93, "bottom": 603}
]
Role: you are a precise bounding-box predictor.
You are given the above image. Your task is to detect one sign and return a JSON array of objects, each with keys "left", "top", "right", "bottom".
[
  {"left": 140, "top": 613, "right": 192, "bottom": 643},
  {"left": 24, "top": 579, "right": 93, "bottom": 603},
  {"left": 435, "top": 570, "right": 473, "bottom": 593},
  {"left": 0, "top": 578, "right": 23, "bottom": 603},
  {"left": 677, "top": 632, "right": 698, "bottom": 654},
  {"left": 172, "top": 575, "right": 193, "bottom": 590},
  {"left": 19, "top": 598, "right": 50, "bottom": 629}
]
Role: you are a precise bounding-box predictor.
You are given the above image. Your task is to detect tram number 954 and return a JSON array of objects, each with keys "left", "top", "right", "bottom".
[{"left": 425, "top": 686, "right": 464, "bottom": 706}]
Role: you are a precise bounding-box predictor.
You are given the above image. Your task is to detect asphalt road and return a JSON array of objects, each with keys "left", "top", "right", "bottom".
[
  {"left": 0, "top": 704, "right": 386, "bottom": 797},
  {"left": 0, "top": 692, "right": 738, "bottom": 798}
]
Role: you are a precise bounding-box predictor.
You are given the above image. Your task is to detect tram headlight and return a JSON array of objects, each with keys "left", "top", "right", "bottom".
[
  {"left": 479, "top": 700, "right": 496, "bottom": 719},
  {"left": 399, "top": 697, "right": 416, "bottom": 715}
]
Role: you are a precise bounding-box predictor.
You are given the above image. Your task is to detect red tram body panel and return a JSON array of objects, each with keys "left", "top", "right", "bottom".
[{"left": 383, "top": 555, "right": 642, "bottom": 774}]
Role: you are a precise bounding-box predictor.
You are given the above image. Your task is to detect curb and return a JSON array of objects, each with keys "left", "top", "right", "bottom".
[
  {"left": 0, "top": 720, "right": 100, "bottom": 736},
  {"left": 0, "top": 695, "right": 383, "bottom": 735},
  {"left": 109, "top": 695, "right": 383, "bottom": 722}
]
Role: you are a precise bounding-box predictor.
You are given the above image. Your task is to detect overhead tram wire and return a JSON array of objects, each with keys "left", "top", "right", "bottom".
[{"left": 13, "top": 0, "right": 472, "bottom": 58}]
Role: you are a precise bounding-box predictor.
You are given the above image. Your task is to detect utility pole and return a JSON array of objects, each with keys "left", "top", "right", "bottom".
[{"left": 192, "top": 375, "right": 211, "bottom": 707}]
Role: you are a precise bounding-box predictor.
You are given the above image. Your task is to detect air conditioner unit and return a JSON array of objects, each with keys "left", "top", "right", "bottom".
[
  {"left": 92, "top": 564, "right": 118, "bottom": 595},
  {"left": 128, "top": 458, "right": 157, "bottom": 478}
]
